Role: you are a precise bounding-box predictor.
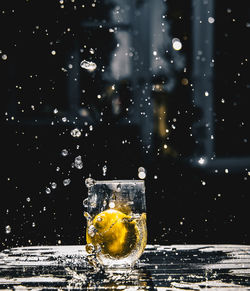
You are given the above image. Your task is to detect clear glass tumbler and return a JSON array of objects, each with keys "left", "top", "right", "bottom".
[{"left": 84, "top": 179, "right": 147, "bottom": 268}]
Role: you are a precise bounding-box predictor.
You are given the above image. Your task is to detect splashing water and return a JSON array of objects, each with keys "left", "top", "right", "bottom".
[
  {"left": 80, "top": 60, "right": 97, "bottom": 72},
  {"left": 85, "top": 178, "right": 96, "bottom": 188},
  {"left": 71, "top": 128, "right": 81, "bottom": 138}
]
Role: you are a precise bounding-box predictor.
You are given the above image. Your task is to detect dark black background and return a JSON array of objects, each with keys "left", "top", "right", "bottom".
[{"left": 1, "top": 0, "right": 250, "bottom": 250}]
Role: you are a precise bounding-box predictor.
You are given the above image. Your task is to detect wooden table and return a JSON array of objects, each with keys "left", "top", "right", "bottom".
[{"left": 0, "top": 244, "right": 250, "bottom": 290}]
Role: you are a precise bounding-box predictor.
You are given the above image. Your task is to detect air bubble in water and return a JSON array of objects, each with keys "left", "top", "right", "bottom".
[
  {"left": 102, "top": 165, "right": 107, "bottom": 176},
  {"left": 5, "top": 225, "right": 11, "bottom": 234},
  {"left": 80, "top": 60, "right": 97, "bottom": 72},
  {"left": 45, "top": 187, "right": 51, "bottom": 194},
  {"left": 63, "top": 179, "right": 71, "bottom": 186},
  {"left": 85, "top": 177, "right": 96, "bottom": 188},
  {"left": 71, "top": 128, "right": 81, "bottom": 138},
  {"left": 51, "top": 182, "right": 57, "bottom": 189},
  {"left": 61, "top": 149, "right": 69, "bottom": 156},
  {"left": 74, "top": 155, "right": 83, "bottom": 169}
]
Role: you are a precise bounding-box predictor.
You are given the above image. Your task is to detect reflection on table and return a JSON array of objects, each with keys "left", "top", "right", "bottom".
[{"left": 1, "top": 244, "right": 250, "bottom": 290}]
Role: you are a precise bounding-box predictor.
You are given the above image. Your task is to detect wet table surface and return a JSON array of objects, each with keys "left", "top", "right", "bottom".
[{"left": 0, "top": 244, "right": 250, "bottom": 290}]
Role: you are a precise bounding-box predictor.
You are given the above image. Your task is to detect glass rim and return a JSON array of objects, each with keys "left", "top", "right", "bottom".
[{"left": 94, "top": 179, "right": 145, "bottom": 184}]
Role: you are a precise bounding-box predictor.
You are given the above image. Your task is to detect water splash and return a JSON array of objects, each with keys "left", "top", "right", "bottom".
[
  {"left": 85, "top": 178, "right": 96, "bottom": 188},
  {"left": 80, "top": 60, "right": 97, "bottom": 72}
]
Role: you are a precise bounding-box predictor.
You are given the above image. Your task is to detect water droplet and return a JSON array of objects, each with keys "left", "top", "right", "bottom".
[
  {"left": 85, "top": 178, "right": 96, "bottom": 188},
  {"left": 62, "top": 117, "right": 67, "bottom": 122},
  {"left": 102, "top": 165, "right": 107, "bottom": 176},
  {"left": 26, "top": 197, "right": 31, "bottom": 202},
  {"left": 63, "top": 179, "right": 71, "bottom": 186},
  {"left": 5, "top": 225, "right": 11, "bottom": 234},
  {"left": 61, "top": 149, "right": 69, "bottom": 156},
  {"left": 2, "top": 54, "right": 7, "bottom": 60},
  {"left": 138, "top": 167, "right": 146, "bottom": 179},
  {"left": 70, "top": 128, "right": 81, "bottom": 138},
  {"left": 51, "top": 182, "right": 57, "bottom": 189},
  {"left": 89, "top": 48, "right": 95, "bottom": 54},
  {"left": 80, "top": 60, "right": 97, "bottom": 72},
  {"left": 32, "top": 222, "right": 36, "bottom": 227},
  {"left": 83, "top": 198, "right": 88, "bottom": 208},
  {"left": 74, "top": 155, "right": 83, "bottom": 169},
  {"left": 89, "top": 125, "right": 93, "bottom": 131},
  {"left": 53, "top": 108, "right": 58, "bottom": 114},
  {"left": 45, "top": 187, "right": 51, "bottom": 194},
  {"left": 56, "top": 167, "right": 60, "bottom": 172},
  {"left": 88, "top": 225, "right": 97, "bottom": 237}
]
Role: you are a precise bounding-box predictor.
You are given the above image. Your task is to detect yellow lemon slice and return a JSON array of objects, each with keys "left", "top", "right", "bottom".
[{"left": 86, "top": 209, "right": 139, "bottom": 258}]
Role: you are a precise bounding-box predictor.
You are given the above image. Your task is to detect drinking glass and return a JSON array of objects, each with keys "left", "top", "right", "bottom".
[{"left": 84, "top": 179, "right": 147, "bottom": 268}]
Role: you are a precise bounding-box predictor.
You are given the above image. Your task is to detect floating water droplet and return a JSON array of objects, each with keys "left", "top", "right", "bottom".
[
  {"left": 51, "top": 182, "right": 57, "bottom": 189},
  {"left": 89, "top": 48, "right": 95, "bottom": 54},
  {"left": 89, "top": 125, "right": 93, "bottom": 131},
  {"left": 2, "top": 54, "right": 7, "bottom": 60},
  {"left": 88, "top": 225, "right": 97, "bottom": 237},
  {"left": 85, "top": 178, "right": 96, "bottom": 188},
  {"left": 62, "top": 117, "right": 67, "bottom": 122},
  {"left": 74, "top": 155, "right": 83, "bottom": 169},
  {"left": 83, "top": 198, "right": 88, "bottom": 208},
  {"left": 102, "top": 165, "right": 107, "bottom": 176},
  {"left": 56, "top": 166, "right": 60, "bottom": 172},
  {"left": 138, "top": 167, "right": 146, "bottom": 179},
  {"left": 63, "top": 179, "right": 71, "bottom": 186},
  {"left": 70, "top": 128, "right": 81, "bottom": 138},
  {"left": 26, "top": 197, "right": 31, "bottom": 202},
  {"left": 61, "top": 149, "right": 69, "bottom": 156},
  {"left": 80, "top": 60, "right": 97, "bottom": 72},
  {"left": 53, "top": 108, "right": 58, "bottom": 114},
  {"left": 5, "top": 225, "right": 11, "bottom": 234},
  {"left": 45, "top": 187, "right": 51, "bottom": 194},
  {"left": 32, "top": 222, "right": 36, "bottom": 227}
]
